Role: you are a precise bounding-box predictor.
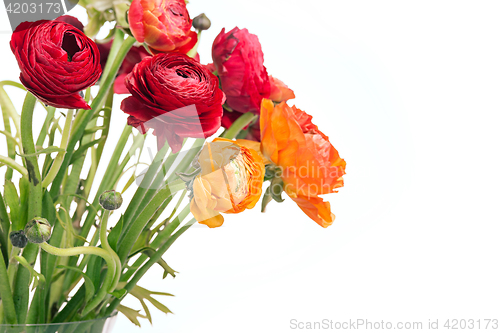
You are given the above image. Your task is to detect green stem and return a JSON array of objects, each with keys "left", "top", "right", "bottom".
[
  {"left": 0, "top": 249, "right": 17, "bottom": 324},
  {"left": 0, "top": 86, "right": 18, "bottom": 181},
  {"left": 120, "top": 204, "right": 190, "bottom": 281},
  {"left": 100, "top": 29, "right": 125, "bottom": 84},
  {"left": 120, "top": 139, "right": 171, "bottom": 236},
  {"left": 0, "top": 155, "right": 28, "bottom": 177},
  {"left": 35, "top": 106, "right": 56, "bottom": 147},
  {"left": 107, "top": 218, "right": 196, "bottom": 316},
  {"left": 79, "top": 126, "right": 133, "bottom": 243},
  {"left": 49, "top": 36, "right": 136, "bottom": 199},
  {"left": 40, "top": 242, "right": 116, "bottom": 316},
  {"left": 42, "top": 109, "right": 74, "bottom": 188},
  {"left": 0, "top": 84, "right": 21, "bottom": 138},
  {"left": 117, "top": 180, "right": 186, "bottom": 264},
  {"left": 100, "top": 210, "right": 121, "bottom": 292},
  {"left": 13, "top": 92, "right": 43, "bottom": 324},
  {"left": 221, "top": 112, "right": 258, "bottom": 139}
]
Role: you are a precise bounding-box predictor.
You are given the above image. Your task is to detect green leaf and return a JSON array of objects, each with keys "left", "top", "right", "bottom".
[
  {"left": 18, "top": 177, "right": 30, "bottom": 230},
  {"left": 138, "top": 299, "right": 152, "bottom": 324},
  {"left": 270, "top": 177, "right": 285, "bottom": 203},
  {"left": 15, "top": 256, "right": 45, "bottom": 291},
  {"left": 129, "top": 285, "right": 174, "bottom": 318},
  {"left": 0, "top": 129, "right": 19, "bottom": 147},
  {"left": 117, "top": 305, "right": 147, "bottom": 327},
  {"left": 108, "top": 215, "right": 124, "bottom": 251},
  {"left": 70, "top": 139, "right": 101, "bottom": 164},
  {"left": 128, "top": 247, "right": 177, "bottom": 278},
  {"left": 261, "top": 186, "right": 273, "bottom": 213},
  {"left": 56, "top": 265, "right": 95, "bottom": 303},
  {"left": 4, "top": 180, "right": 20, "bottom": 229},
  {"left": 17, "top": 146, "right": 65, "bottom": 157}
]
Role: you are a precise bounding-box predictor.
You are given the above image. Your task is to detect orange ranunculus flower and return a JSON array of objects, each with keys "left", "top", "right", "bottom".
[
  {"left": 260, "top": 99, "right": 346, "bottom": 228},
  {"left": 128, "top": 0, "right": 198, "bottom": 54},
  {"left": 269, "top": 76, "right": 295, "bottom": 103},
  {"left": 190, "top": 138, "right": 265, "bottom": 228}
]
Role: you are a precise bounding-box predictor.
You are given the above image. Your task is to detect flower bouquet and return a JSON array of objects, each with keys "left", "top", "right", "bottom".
[{"left": 0, "top": 0, "right": 346, "bottom": 330}]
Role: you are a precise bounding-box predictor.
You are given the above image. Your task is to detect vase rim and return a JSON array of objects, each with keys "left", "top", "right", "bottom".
[{"left": 0, "top": 311, "right": 118, "bottom": 327}]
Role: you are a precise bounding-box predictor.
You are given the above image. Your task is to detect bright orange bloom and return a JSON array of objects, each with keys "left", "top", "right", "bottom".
[
  {"left": 260, "top": 99, "right": 346, "bottom": 227},
  {"left": 190, "top": 138, "right": 265, "bottom": 228},
  {"left": 269, "top": 76, "right": 295, "bottom": 103},
  {"left": 128, "top": 0, "right": 198, "bottom": 54}
]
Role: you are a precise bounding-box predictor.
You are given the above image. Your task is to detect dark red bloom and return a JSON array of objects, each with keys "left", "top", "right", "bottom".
[
  {"left": 55, "top": 15, "right": 84, "bottom": 32},
  {"left": 121, "top": 53, "right": 225, "bottom": 152},
  {"left": 212, "top": 27, "right": 271, "bottom": 114},
  {"left": 10, "top": 18, "right": 101, "bottom": 110}
]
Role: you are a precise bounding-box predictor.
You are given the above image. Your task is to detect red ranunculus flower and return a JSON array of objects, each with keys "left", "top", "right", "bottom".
[
  {"left": 121, "top": 53, "right": 225, "bottom": 153},
  {"left": 212, "top": 27, "right": 271, "bottom": 114},
  {"left": 10, "top": 18, "right": 101, "bottom": 110},
  {"left": 128, "top": 0, "right": 198, "bottom": 54}
]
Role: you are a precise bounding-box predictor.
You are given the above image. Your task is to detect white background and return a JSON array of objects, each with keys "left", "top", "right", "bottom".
[{"left": 1, "top": 0, "right": 500, "bottom": 332}]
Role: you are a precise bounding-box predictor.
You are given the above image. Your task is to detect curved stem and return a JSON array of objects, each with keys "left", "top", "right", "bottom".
[
  {"left": 100, "top": 210, "right": 122, "bottom": 292},
  {"left": 40, "top": 242, "right": 116, "bottom": 316},
  {"left": 42, "top": 109, "right": 74, "bottom": 188},
  {"left": 0, "top": 155, "right": 28, "bottom": 177},
  {"left": 221, "top": 112, "right": 258, "bottom": 139}
]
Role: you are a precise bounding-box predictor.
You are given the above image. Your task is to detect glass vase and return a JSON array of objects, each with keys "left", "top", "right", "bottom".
[{"left": 0, "top": 313, "right": 117, "bottom": 333}]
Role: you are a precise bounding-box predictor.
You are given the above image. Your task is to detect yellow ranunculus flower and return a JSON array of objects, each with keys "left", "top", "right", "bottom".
[{"left": 190, "top": 138, "right": 265, "bottom": 228}]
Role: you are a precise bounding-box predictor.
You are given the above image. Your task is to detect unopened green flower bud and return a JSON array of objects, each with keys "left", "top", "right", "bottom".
[
  {"left": 9, "top": 230, "right": 28, "bottom": 248},
  {"left": 24, "top": 218, "right": 52, "bottom": 244},
  {"left": 193, "top": 13, "right": 211, "bottom": 31},
  {"left": 99, "top": 190, "right": 123, "bottom": 210}
]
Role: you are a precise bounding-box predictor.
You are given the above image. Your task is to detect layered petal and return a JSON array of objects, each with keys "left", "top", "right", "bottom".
[
  {"left": 269, "top": 76, "right": 295, "bottom": 103},
  {"left": 259, "top": 99, "right": 346, "bottom": 227},
  {"left": 128, "top": 0, "right": 197, "bottom": 54},
  {"left": 190, "top": 139, "right": 265, "bottom": 227},
  {"left": 212, "top": 27, "right": 270, "bottom": 114},
  {"left": 10, "top": 18, "right": 101, "bottom": 109},
  {"left": 120, "top": 53, "right": 225, "bottom": 152}
]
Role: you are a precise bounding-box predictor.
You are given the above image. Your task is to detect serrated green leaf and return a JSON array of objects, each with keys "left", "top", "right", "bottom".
[
  {"left": 117, "top": 305, "right": 147, "bottom": 327},
  {"left": 129, "top": 285, "right": 174, "bottom": 318},
  {"left": 128, "top": 247, "right": 177, "bottom": 278},
  {"left": 138, "top": 299, "right": 152, "bottom": 324}
]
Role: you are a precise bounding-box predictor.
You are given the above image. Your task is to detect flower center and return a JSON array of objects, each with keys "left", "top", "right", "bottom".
[
  {"left": 62, "top": 32, "right": 80, "bottom": 62},
  {"left": 223, "top": 154, "right": 249, "bottom": 204},
  {"left": 175, "top": 69, "right": 190, "bottom": 78}
]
